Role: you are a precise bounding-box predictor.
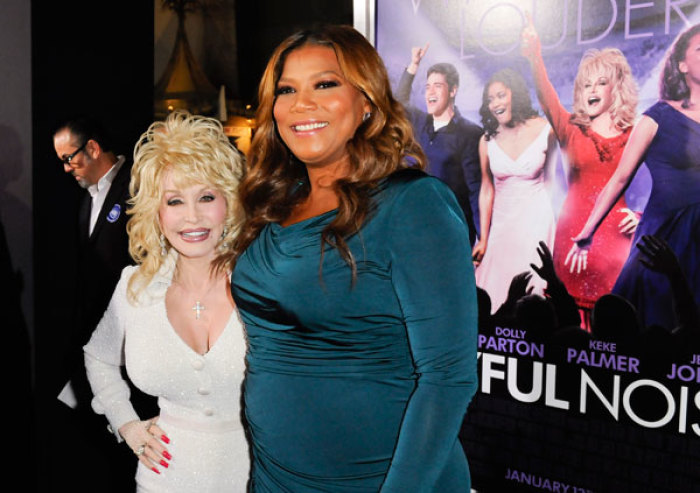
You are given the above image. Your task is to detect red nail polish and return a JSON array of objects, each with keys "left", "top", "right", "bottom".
[
  {"left": 151, "top": 467, "right": 160, "bottom": 474},
  {"left": 163, "top": 451, "right": 172, "bottom": 460},
  {"left": 160, "top": 460, "right": 169, "bottom": 468},
  {"left": 161, "top": 435, "right": 170, "bottom": 444}
]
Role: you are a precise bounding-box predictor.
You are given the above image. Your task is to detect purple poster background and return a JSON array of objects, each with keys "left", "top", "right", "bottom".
[{"left": 376, "top": 1, "right": 700, "bottom": 492}]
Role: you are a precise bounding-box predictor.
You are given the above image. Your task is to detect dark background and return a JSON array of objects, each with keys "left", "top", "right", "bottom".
[{"left": 26, "top": 1, "right": 352, "bottom": 491}]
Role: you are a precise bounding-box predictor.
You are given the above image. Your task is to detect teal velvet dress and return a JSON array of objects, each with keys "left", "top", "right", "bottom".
[{"left": 232, "top": 170, "right": 478, "bottom": 492}]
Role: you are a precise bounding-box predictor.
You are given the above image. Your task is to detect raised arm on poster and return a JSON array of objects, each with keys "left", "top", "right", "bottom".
[
  {"left": 520, "top": 13, "right": 641, "bottom": 325},
  {"left": 521, "top": 14, "right": 640, "bottom": 275},
  {"left": 407, "top": 43, "right": 429, "bottom": 76}
]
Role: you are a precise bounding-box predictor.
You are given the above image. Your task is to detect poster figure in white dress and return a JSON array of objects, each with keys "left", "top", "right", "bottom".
[{"left": 472, "top": 68, "right": 558, "bottom": 311}]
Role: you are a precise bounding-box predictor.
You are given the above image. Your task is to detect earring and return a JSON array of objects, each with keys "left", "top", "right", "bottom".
[
  {"left": 362, "top": 112, "right": 372, "bottom": 122},
  {"left": 160, "top": 234, "right": 167, "bottom": 257},
  {"left": 219, "top": 227, "right": 229, "bottom": 253}
]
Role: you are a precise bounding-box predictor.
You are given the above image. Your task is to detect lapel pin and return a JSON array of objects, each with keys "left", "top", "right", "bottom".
[{"left": 107, "top": 204, "right": 121, "bottom": 223}]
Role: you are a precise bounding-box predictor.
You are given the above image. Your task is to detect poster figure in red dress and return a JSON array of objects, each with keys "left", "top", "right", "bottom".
[{"left": 521, "top": 18, "right": 640, "bottom": 323}]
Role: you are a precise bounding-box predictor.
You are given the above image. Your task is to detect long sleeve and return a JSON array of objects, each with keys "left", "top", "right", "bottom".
[
  {"left": 381, "top": 178, "right": 478, "bottom": 492},
  {"left": 396, "top": 69, "right": 415, "bottom": 107},
  {"left": 83, "top": 267, "right": 140, "bottom": 440},
  {"left": 530, "top": 51, "right": 571, "bottom": 146}
]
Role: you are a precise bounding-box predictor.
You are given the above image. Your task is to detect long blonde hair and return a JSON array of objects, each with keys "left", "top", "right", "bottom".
[
  {"left": 570, "top": 48, "right": 638, "bottom": 130},
  {"left": 127, "top": 111, "right": 245, "bottom": 302},
  {"left": 234, "top": 25, "right": 425, "bottom": 277}
]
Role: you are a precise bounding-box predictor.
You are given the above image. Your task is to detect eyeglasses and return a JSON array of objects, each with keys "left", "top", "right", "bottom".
[{"left": 61, "top": 141, "right": 87, "bottom": 166}]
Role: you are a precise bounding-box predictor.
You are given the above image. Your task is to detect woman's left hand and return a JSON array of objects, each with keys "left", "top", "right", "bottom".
[{"left": 617, "top": 207, "right": 640, "bottom": 235}]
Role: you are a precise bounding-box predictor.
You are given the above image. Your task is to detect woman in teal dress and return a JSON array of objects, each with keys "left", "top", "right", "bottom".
[{"left": 231, "top": 25, "right": 478, "bottom": 492}]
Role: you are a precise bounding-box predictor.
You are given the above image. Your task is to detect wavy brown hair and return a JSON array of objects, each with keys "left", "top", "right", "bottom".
[
  {"left": 234, "top": 25, "right": 425, "bottom": 276},
  {"left": 570, "top": 48, "right": 638, "bottom": 130}
]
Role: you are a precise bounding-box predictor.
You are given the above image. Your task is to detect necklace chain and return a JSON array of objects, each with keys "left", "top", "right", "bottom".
[{"left": 172, "top": 274, "right": 224, "bottom": 320}]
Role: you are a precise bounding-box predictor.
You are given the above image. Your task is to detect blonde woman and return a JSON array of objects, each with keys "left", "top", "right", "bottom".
[
  {"left": 572, "top": 24, "right": 700, "bottom": 330},
  {"left": 83, "top": 111, "right": 248, "bottom": 492},
  {"left": 522, "top": 19, "right": 639, "bottom": 318}
]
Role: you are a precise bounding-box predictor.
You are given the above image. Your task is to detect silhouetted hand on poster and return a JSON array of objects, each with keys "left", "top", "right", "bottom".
[
  {"left": 638, "top": 234, "right": 699, "bottom": 335},
  {"left": 530, "top": 241, "right": 557, "bottom": 285},
  {"left": 637, "top": 235, "right": 680, "bottom": 275},
  {"left": 507, "top": 271, "right": 534, "bottom": 304}
]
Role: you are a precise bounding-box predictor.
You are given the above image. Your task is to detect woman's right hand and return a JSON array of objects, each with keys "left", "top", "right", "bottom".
[
  {"left": 520, "top": 13, "right": 541, "bottom": 60},
  {"left": 119, "top": 417, "right": 171, "bottom": 474},
  {"left": 472, "top": 239, "right": 487, "bottom": 265}
]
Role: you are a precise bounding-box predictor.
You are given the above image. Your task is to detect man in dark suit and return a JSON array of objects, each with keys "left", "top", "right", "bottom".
[
  {"left": 52, "top": 117, "right": 153, "bottom": 492},
  {"left": 395, "top": 44, "right": 484, "bottom": 245},
  {"left": 53, "top": 117, "right": 133, "bottom": 408}
]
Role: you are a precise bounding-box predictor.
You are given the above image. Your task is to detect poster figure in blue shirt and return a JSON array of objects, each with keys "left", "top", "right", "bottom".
[{"left": 395, "top": 43, "right": 484, "bottom": 244}]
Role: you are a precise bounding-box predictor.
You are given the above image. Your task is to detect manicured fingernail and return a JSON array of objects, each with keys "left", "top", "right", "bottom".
[
  {"left": 152, "top": 467, "right": 160, "bottom": 474},
  {"left": 161, "top": 435, "right": 170, "bottom": 444},
  {"left": 160, "top": 460, "right": 169, "bottom": 468},
  {"left": 163, "top": 451, "right": 172, "bottom": 460}
]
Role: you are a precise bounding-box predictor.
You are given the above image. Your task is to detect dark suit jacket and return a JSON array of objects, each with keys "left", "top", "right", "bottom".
[
  {"left": 396, "top": 70, "right": 484, "bottom": 244},
  {"left": 57, "top": 158, "right": 156, "bottom": 493},
  {"left": 67, "top": 159, "right": 134, "bottom": 408}
]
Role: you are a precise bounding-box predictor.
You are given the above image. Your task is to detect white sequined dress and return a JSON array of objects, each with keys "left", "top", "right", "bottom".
[{"left": 84, "top": 254, "right": 249, "bottom": 492}]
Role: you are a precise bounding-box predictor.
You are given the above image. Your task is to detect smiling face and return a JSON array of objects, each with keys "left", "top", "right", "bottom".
[
  {"left": 158, "top": 171, "right": 227, "bottom": 262},
  {"left": 581, "top": 69, "right": 614, "bottom": 119},
  {"left": 486, "top": 81, "right": 513, "bottom": 126},
  {"left": 272, "top": 44, "right": 370, "bottom": 169},
  {"left": 425, "top": 72, "right": 456, "bottom": 119}
]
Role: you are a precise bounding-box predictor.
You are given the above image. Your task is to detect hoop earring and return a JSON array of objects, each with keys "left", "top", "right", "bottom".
[{"left": 362, "top": 112, "right": 372, "bottom": 122}]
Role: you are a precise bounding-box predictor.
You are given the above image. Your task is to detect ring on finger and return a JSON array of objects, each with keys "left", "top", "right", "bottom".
[{"left": 135, "top": 444, "right": 146, "bottom": 456}]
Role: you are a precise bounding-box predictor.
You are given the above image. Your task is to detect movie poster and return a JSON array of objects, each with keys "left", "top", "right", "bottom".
[{"left": 375, "top": 1, "right": 700, "bottom": 492}]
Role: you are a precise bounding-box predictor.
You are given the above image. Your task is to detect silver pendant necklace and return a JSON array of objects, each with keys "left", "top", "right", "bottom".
[{"left": 192, "top": 300, "right": 206, "bottom": 320}]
